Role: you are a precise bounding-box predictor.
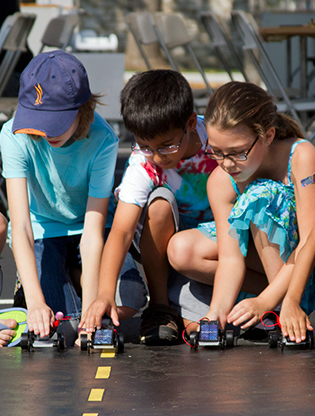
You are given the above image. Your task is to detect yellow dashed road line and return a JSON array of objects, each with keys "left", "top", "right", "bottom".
[
  {"left": 82, "top": 413, "right": 99, "bottom": 416},
  {"left": 88, "top": 388, "right": 105, "bottom": 402},
  {"left": 84, "top": 348, "right": 115, "bottom": 413},
  {"left": 95, "top": 366, "right": 111, "bottom": 379},
  {"left": 101, "top": 348, "right": 116, "bottom": 358}
]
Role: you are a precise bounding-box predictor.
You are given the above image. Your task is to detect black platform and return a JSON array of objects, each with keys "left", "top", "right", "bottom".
[{"left": 1, "top": 341, "right": 315, "bottom": 416}]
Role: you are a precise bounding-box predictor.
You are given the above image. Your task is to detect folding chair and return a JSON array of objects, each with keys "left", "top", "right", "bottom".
[
  {"left": 39, "top": 13, "right": 79, "bottom": 53},
  {"left": 154, "top": 12, "right": 214, "bottom": 97},
  {"left": 200, "top": 11, "right": 249, "bottom": 82},
  {"left": 127, "top": 11, "right": 212, "bottom": 113},
  {"left": 127, "top": 11, "right": 177, "bottom": 71},
  {"left": 0, "top": 12, "right": 36, "bottom": 215},
  {"left": 0, "top": 12, "right": 36, "bottom": 97},
  {"left": 231, "top": 10, "right": 315, "bottom": 140},
  {"left": 0, "top": 12, "right": 36, "bottom": 125}
]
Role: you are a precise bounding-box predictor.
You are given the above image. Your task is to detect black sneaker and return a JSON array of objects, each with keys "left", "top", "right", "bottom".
[{"left": 140, "top": 304, "right": 179, "bottom": 345}]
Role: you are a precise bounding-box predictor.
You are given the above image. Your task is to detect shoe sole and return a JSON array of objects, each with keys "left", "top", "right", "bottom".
[{"left": 140, "top": 327, "right": 178, "bottom": 346}]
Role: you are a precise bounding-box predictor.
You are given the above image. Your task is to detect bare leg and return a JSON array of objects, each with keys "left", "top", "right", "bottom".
[
  {"left": 168, "top": 228, "right": 268, "bottom": 294},
  {"left": 167, "top": 229, "right": 217, "bottom": 284},
  {"left": 250, "top": 224, "right": 285, "bottom": 283},
  {"left": 140, "top": 197, "right": 175, "bottom": 306},
  {"left": 0, "top": 319, "right": 17, "bottom": 347},
  {"left": 117, "top": 306, "right": 137, "bottom": 320},
  {"left": 0, "top": 213, "right": 8, "bottom": 255},
  {"left": 139, "top": 197, "right": 179, "bottom": 344}
]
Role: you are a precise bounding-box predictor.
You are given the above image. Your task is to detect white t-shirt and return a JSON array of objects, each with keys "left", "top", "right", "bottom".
[{"left": 116, "top": 116, "right": 217, "bottom": 228}]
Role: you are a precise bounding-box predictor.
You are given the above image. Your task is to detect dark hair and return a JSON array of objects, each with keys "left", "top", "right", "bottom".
[
  {"left": 204, "top": 81, "right": 303, "bottom": 140},
  {"left": 120, "top": 69, "right": 194, "bottom": 140},
  {"left": 28, "top": 93, "right": 103, "bottom": 141}
]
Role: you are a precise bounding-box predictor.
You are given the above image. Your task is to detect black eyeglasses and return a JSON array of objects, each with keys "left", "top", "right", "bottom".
[
  {"left": 204, "top": 136, "right": 260, "bottom": 162},
  {"left": 131, "top": 125, "right": 187, "bottom": 156}
]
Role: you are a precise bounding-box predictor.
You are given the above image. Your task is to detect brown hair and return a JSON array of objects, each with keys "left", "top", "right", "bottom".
[
  {"left": 204, "top": 81, "right": 303, "bottom": 140},
  {"left": 28, "top": 93, "right": 103, "bottom": 141}
]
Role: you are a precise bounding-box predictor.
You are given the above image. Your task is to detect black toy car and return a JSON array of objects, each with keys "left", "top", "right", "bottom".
[
  {"left": 80, "top": 318, "right": 124, "bottom": 354},
  {"left": 268, "top": 328, "right": 314, "bottom": 351},
  {"left": 21, "top": 324, "right": 65, "bottom": 352},
  {"left": 189, "top": 319, "right": 234, "bottom": 350}
]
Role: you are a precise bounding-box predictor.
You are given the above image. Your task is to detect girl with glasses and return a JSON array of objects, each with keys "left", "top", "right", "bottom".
[{"left": 167, "top": 81, "right": 315, "bottom": 337}]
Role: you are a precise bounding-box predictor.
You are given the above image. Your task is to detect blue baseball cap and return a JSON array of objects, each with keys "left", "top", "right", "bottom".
[{"left": 12, "top": 50, "right": 91, "bottom": 137}]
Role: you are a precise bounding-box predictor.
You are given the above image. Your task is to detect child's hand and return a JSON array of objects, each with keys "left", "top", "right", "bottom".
[
  {"left": 27, "top": 302, "right": 55, "bottom": 338},
  {"left": 280, "top": 300, "right": 313, "bottom": 343},
  {"left": 79, "top": 296, "right": 119, "bottom": 333},
  {"left": 205, "top": 308, "right": 228, "bottom": 330},
  {"left": 227, "top": 297, "right": 265, "bottom": 329}
]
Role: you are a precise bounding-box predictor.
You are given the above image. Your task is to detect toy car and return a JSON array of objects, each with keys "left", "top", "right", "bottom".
[
  {"left": 268, "top": 328, "right": 314, "bottom": 351},
  {"left": 21, "top": 326, "right": 65, "bottom": 352},
  {"left": 80, "top": 318, "right": 124, "bottom": 354},
  {"left": 189, "top": 320, "right": 234, "bottom": 350}
]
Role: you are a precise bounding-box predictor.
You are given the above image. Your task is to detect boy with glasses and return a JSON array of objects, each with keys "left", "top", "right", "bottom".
[{"left": 80, "top": 69, "right": 217, "bottom": 345}]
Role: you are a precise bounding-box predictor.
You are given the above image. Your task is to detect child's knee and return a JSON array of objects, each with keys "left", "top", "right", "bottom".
[
  {"left": 147, "top": 197, "right": 173, "bottom": 223},
  {"left": 168, "top": 233, "right": 193, "bottom": 269}
]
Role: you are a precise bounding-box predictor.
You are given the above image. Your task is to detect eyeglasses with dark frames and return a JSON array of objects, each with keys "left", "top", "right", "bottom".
[
  {"left": 131, "top": 124, "right": 187, "bottom": 157},
  {"left": 204, "top": 136, "right": 260, "bottom": 162}
]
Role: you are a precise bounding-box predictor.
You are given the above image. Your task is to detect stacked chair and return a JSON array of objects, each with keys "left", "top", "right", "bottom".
[
  {"left": 200, "top": 11, "right": 249, "bottom": 82},
  {"left": 127, "top": 11, "right": 213, "bottom": 113},
  {"left": 0, "top": 12, "right": 36, "bottom": 214},
  {"left": 39, "top": 13, "right": 79, "bottom": 53},
  {"left": 0, "top": 12, "right": 36, "bottom": 117},
  {"left": 231, "top": 9, "right": 315, "bottom": 140}
]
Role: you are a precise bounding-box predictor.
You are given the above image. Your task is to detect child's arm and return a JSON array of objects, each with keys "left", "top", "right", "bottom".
[
  {"left": 280, "top": 240, "right": 315, "bottom": 342},
  {"left": 280, "top": 232, "right": 315, "bottom": 342},
  {"left": 228, "top": 140, "right": 315, "bottom": 330},
  {"left": 79, "top": 200, "right": 142, "bottom": 331},
  {"left": 79, "top": 196, "right": 109, "bottom": 316},
  {"left": 205, "top": 167, "right": 247, "bottom": 329},
  {"left": 6, "top": 177, "right": 55, "bottom": 338},
  {"left": 227, "top": 256, "right": 295, "bottom": 328},
  {"left": 280, "top": 143, "right": 315, "bottom": 341}
]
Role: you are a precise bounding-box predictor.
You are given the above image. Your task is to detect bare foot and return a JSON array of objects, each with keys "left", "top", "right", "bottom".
[{"left": 0, "top": 319, "right": 17, "bottom": 347}]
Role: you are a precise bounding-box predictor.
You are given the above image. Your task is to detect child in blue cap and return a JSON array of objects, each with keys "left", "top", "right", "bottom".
[{"left": 0, "top": 50, "right": 147, "bottom": 343}]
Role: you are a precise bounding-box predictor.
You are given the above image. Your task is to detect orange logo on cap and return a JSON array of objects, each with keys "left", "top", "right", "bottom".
[{"left": 34, "top": 83, "right": 43, "bottom": 105}]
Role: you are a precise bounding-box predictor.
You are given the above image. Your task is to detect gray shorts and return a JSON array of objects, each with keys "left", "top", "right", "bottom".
[
  {"left": 132, "top": 187, "right": 180, "bottom": 255},
  {"left": 131, "top": 187, "right": 219, "bottom": 322}
]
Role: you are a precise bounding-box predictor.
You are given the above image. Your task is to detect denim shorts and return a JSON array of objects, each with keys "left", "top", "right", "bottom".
[{"left": 14, "top": 229, "right": 148, "bottom": 318}]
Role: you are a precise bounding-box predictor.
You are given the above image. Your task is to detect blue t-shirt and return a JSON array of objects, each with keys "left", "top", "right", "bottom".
[{"left": 1, "top": 112, "right": 118, "bottom": 240}]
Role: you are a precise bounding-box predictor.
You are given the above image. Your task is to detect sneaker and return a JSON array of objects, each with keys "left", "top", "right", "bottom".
[{"left": 140, "top": 304, "right": 179, "bottom": 345}]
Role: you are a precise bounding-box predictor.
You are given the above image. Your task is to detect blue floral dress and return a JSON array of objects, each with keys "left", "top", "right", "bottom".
[{"left": 198, "top": 140, "right": 315, "bottom": 314}]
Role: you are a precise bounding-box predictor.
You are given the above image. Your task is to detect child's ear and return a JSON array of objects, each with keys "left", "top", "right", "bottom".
[
  {"left": 187, "top": 112, "right": 198, "bottom": 132},
  {"left": 265, "top": 127, "right": 275, "bottom": 145}
]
